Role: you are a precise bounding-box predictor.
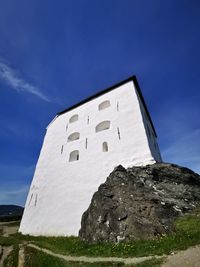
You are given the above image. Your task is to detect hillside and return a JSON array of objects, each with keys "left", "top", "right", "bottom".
[{"left": 0, "top": 205, "right": 23, "bottom": 222}]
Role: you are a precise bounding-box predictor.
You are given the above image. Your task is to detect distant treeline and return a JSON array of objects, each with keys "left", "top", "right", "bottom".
[{"left": 0, "top": 214, "right": 22, "bottom": 222}]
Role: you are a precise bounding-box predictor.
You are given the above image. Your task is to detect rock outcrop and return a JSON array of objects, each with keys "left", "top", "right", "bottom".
[{"left": 79, "top": 163, "right": 200, "bottom": 243}]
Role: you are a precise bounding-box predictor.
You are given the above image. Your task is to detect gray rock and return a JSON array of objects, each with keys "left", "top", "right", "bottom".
[
  {"left": 0, "top": 245, "right": 2, "bottom": 260},
  {"left": 79, "top": 163, "right": 200, "bottom": 243}
]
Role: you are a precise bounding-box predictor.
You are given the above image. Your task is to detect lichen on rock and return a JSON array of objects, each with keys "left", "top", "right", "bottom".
[{"left": 79, "top": 163, "right": 200, "bottom": 243}]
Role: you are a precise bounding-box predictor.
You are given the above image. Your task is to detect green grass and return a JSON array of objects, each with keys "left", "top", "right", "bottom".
[
  {"left": 27, "top": 208, "right": 200, "bottom": 257},
  {"left": 24, "top": 246, "right": 124, "bottom": 267},
  {"left": 27, "top": 234, "right": 182, "bottom": 257},
  {"left": 0, "top": 208, "right": 200, "bottom": 259},
  {"left": 0, "top": 236, "right": 20, "bottom": 246},
  {"left": 24, "top": 247, "right": 164, "bottom": 267},
  {"left": 3, "top": 245, "right": 19, "bottom": 267}
]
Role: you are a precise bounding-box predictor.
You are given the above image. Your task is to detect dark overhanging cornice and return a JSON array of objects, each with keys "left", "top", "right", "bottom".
[{"left": 56, "top": 75, "right": 157, "bottom": 137}]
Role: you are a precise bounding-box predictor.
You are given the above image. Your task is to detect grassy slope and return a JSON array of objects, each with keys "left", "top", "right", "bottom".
[
  {"left": 0, "top": 208, "right": 200, "bottom": 262},
  {"left": 2, "top": 245, "right": 164, "bottom": 267},
  {"left": 24, "top": 247, "right": 124, "bottom": 267},
  {"left": 3, "top": 245, "right": 19, "bottom": 267},
  {"left": 24, "top": 246, "right": 164, "bottom": 267}
]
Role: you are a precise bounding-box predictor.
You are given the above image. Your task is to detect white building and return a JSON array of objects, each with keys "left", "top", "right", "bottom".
[{"left": 19, "top": 76, "right": 162, "bottom": 236}]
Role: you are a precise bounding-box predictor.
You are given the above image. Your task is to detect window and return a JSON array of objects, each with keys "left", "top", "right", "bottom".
[
  {"left": 69, "top": 150, "right": 79, "bottom": 162},
  {"left": 68, "top": 132, "right": 80, "bottom": 142},
  {"left": 117, "top": 127, "right": 121, "bottom": 140},
  {"left": 98, "top": 100, "right": 110, "bottom": 111},
  {"left": 95, "top": 121, "right": 110, "bottom": 133},
  {"left": 117, "top": 101, "right": 119, "bottom": 111},
  {"left": 102, "top": 142, "right": 108, "bottom": 152},
  {"left": 69, "top": 114, "right": 78, "bottom": 123},
  {"left": 85, "top": 138, "right": 88, "bottom": 149},
  {"left": 34, "top": 194, "right": 38, "bottom": 207}
]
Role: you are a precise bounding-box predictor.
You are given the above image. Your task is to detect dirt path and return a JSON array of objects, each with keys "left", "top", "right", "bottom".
[
  {"left": 28, "top": 244, "right": 162, "bottom": 265},
  {"left": 0, "top": 246, "right": 13, "bottom": 267},
  {"left": 18, "top": 245, "right": 25, "bottom": 267},
  {"left": 0, "top": 221, "right": 19, "bottom": 226},
  {"left": 0, "top": 221, "right": 19, "bottom": 237},
  {"left": 162, "top": 246, "right": 200, "bottom": 267},
  {"left": 2, "top": 226, "right": 19, "bottom": 237}
]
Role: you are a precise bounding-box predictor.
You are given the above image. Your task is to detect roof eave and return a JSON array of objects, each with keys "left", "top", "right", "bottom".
[{"left": 56, "top": 75, "right": 157, "bottom": 137}]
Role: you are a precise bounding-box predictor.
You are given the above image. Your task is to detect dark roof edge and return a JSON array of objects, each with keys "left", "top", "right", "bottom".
[
  {"left": 57, "top": 75, "right": 157, "bottom": 137},
  {"left": 132, "top": 76, "right": 157, "bottom": 137}
]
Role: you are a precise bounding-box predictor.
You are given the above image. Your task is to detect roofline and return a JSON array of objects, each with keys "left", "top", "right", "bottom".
[
  {"left": 132, "top": 76, "right": 157, "bottom": 137},
  {"left": 57, "top": 75, "right": 157, "bottom": 137}
]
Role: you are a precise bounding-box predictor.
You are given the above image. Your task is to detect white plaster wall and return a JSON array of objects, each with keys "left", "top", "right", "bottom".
[
  {"left": 19, "top": 80, "right": 161, "bottom": 236},
  {"left": 136, "top": 92, "right": 162, "bottom": 162}
]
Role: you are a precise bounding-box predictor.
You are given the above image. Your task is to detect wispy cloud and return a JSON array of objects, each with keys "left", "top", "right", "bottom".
[{"left": 0, "top": 61, "right": 50, "bottom": 102}]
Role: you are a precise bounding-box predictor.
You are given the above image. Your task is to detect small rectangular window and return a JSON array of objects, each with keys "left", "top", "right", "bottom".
[
  {"left": 69, "top": 150, "right": 79, "bottom": 162},
  {"left": 34, "top": 194, "right": 38, "bottom": 207},
  {"left": 117, "top": 127, "right": 121, "bottom": 140},
  {"left": 85, "top": 138, "right": 88, "bottom": 149},
  {"left": 102, "top": 142, "right": 108, "bottom": 152}
]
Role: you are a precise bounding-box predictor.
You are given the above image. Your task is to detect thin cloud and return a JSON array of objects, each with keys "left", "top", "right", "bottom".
[{"left": 0, "top": 61, "right": 50, "bottom": 102}]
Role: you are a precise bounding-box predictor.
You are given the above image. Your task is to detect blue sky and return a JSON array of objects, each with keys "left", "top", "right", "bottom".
[{"left": 0, "top": 0, "right": 200, "bottom": 206}]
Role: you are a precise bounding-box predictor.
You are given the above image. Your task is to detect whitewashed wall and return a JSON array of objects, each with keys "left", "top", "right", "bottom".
[
  {"left": 136, "top": 91, "right": 162, "bottom": 162},
  {"left": 19, "top": 80, "right": 161, "bottom": 236}
]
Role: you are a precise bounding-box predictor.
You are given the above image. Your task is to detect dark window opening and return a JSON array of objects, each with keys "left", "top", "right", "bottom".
[
  {"left": 61, "top": 145, "right": 64, "bottom": 154},
  {"left": 117, "top": 127, "right": 121, "bottom": 140},
  {"left": 95, "top": 121, "right": 110, "bottom": 132},
  {"left": 69, "top": 150, "right": 79, "bottom": 162},
  {"left": 68, "top": 132, "right": 80, "bottom": 142},
  {"left": 69, "top": 114, "right": 78, "bottom": 123},
  {"left": 102, "top": 142, "right": 108, "bottom": 152},
  {"left": 34, "top": 194, "right": 38, "bottom": 207},
  {"left": 86, "top": 138, "right": 88, "bottom": 149},
  {"left": 98, "top": 100, "right": 110, "bottom": 111}
]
